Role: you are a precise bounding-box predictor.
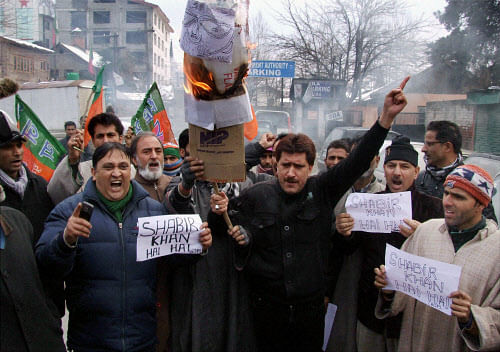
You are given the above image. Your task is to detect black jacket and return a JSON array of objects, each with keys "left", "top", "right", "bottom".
[
  {"left": 223, "top": 121, "right": 389, "bottom": 304},
  {"left": 346, "top": 186, "right": 443, "bottom": 337},
  {"left": 416, "top": 163, "right": 497, "bottom": 222},
  {"left": 0, "top": 166, "right": 54, "bottom": 243},
  {"left": 0, "top": 206, "right": 65, "bottom": 352}
]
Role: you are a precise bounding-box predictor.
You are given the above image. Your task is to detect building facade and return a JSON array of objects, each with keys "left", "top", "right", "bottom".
[
  {"left": 0, "top": 0, "right": 56, "bottom": 49},
  {"left": 0, "top": 35, "right": 52, "bottom": 83},
  {"left": 55, "top": 0, "right": 173, "bottom": 89}
]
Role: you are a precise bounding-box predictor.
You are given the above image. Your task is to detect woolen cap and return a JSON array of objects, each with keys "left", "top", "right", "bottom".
[
  {"left": 384, "top": 135, "right": 418, "bottom": 167},
  {"left": 444, "top": 165, "right": 493, "bottom": 206}
]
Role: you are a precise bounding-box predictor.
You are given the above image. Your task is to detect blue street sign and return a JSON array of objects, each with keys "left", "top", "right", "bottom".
[{"left": 248, "top": 60, "right": 295, "bottom": 78}]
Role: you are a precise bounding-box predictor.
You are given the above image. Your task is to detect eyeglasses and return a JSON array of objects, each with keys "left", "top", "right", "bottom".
[{"left": 423, "top": 140, "right": 444, "bottom": 147}]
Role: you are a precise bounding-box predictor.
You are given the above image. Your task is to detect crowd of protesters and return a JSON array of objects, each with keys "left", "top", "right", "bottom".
[{"left": 1, "top": 76, "right": 499, "bottom": 352}]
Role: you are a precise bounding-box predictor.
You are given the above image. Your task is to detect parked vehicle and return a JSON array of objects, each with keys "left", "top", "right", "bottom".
[
  {"left": 255, "top": 110, "right": 291, "bottom": 135},
  {"left": 464, "top": 153, "right": 500, "bottom": 221},
  {"left": 317, "top": 126, "right": 401, "bottom": 172}
]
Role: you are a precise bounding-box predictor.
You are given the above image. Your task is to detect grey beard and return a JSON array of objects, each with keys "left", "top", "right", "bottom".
[{"left": 138, "top": 166, "right": 163, "bottom": 181}]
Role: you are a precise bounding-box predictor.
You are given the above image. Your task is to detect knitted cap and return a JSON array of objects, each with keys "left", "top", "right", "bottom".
[
  {"left": 384, "top": 135, "right": 418, "bottom": 167},
  {"left": 163, "top": 146, "right": 181, "bottom": 159},
  {"left": 444, "top": 165, "right": 493, "bottom": 206}
]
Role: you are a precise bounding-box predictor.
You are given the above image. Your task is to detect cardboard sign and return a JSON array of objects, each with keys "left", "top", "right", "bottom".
[
  {"left": 189, "top": 123, "right": 246, "bottom": 183},
  {"left": 384, "top": 244, "right": 462, "bottom": 315},
  {"left": 136, "top": 214, "right": 204, "bottom": 261},
  {"left": 345, "top": 192, "right": 412, "bottom": 233}
]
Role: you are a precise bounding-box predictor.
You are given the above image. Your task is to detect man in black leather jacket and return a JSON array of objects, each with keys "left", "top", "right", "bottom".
[{"left": 217, "top": 78, "right": 411, "bottom": 352}]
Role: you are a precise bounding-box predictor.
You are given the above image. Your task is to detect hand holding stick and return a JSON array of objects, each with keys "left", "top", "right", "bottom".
[{"left": 212, "top": 183, "right": 233, "bottom": 230}]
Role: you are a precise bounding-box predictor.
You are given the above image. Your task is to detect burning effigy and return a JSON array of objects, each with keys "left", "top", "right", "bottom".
[{"left": 181, "top": 0, "right": 252, "bottom": 182}]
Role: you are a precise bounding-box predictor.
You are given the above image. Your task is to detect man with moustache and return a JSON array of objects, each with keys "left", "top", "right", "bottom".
[
  {"left": 130, "top": 132, "right": 172, "bottom": 202},
  {"left": 324, "top": 139, "right": 351, "bottom": 170},
  {"left": 416, "top": 120, "right": 496, "bottom": 222},
  {"left": 130, "top": 132, "right": 192, "bottom": 351},
  {"left": 374, "top": 164, "right": 500, "bottom": 351},
  {"left": 336, "top": 136, "right": 443, "bottom": 352},
  {"left": 218, "top": 78, "right": 410, "bottom": 351},
  {"left": 325, "top": 135, "right": 384, "bottom": 352},
  {"left": 36, "top": 142, "right": 212, "bottom": 351}
]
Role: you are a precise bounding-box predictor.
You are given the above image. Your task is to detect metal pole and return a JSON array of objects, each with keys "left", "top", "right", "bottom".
[{"left": 281, "top": 77, "right": 284, "bottom": 108}]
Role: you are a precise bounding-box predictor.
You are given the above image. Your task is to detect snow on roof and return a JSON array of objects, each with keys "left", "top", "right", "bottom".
[
  {"left": 21, "top": 80, "right": 95, "bottom": 89},
  {"left": 2, "top": 36, "right": 54, "bottom": 53},
  {"left": 60, "top": 43, "right": 104, "bottom": 66}
]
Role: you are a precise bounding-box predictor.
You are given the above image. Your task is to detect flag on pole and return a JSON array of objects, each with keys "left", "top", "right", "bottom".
[
  {"left": 83, "top": 66, "right": 104, "bottom": 147},
  {"left": 131, "top": 82, "right": 177, "bottom": 149},
  {"left": 15, "top": 95, "right": 66, "bottom": 182},
  {"left": 51, "top": 11, "right": 58, "bottom": 48},
  {"left": 88, "top": 46, "right": 95, "bottom": 76},
  {"left": 244, "top": 105, "right": 258, "bottom": 140}
]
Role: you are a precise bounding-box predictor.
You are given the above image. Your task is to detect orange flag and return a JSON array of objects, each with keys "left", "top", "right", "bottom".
[
  {"left": 244, "top": 105, "right": 258, "bottom": 140},
  {"left": 83, "top": 66, "right": 104, "bottom": 147}
]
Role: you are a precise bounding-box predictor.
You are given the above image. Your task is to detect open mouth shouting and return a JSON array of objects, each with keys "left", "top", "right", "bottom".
[{"left": 110, "top": 179, "right": 123, "bottom": 191}]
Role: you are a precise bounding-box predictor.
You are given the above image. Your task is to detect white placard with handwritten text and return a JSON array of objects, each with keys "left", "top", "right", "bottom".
[
  {"left": 384, "top": 244, "right": 462, "bottom": 315},
  {"left": 136, "top": 214, "right": 203, "bottom": 261},
  {"left": 345, "top": 191, "right": 412, "bottom": 233}
]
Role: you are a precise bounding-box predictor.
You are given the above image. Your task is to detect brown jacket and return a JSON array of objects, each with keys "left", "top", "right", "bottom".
[{"left": 134, "top": 172, "right": 172, "bottom": 203}]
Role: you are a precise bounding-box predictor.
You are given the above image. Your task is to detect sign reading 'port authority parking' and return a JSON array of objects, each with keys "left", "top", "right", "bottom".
[{"left": 249, "top": 60, "right": 295, "bottom": 78}]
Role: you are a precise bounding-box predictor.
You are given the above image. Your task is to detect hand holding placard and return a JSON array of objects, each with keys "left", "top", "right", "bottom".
[
  {"left": 383, "top": 244, "right": 462, "bottom": 315},
  {"left": 345, "top": 192, "right": 412, "bottom": 234}
]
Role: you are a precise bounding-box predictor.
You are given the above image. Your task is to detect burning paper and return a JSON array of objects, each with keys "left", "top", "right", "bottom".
[
  {"left": 181, "top": 0, "right": 252, "bottom": 130},
  {"left": 180, "top": 0, "right": 236, "bottom": 64}
]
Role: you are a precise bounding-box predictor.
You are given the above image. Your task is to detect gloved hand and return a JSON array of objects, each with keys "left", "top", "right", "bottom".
[{"left": 180, "top": 159, "right": 196, "bottom": 190}]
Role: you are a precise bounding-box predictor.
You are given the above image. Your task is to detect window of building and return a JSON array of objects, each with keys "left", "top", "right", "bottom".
[
  {"left": 94, "top": 30, "right": 110, "bottom": 44},
  {"left": 40, "top": 61, "right": 49, "bottom": 71},
  {"left": 72, "top": 0, "right": 88, "bottom": 8},
  {"left": 153, "top": 33, "right": 156, "bottom": 46},
  {"left": 93, "top": 11, "right": 110, "bottom": 24},
  {"left": 161, "top": 40, "right": 164, "bottom": 50},
  {"left": 161, "top": 58, "right": 164, "bottom": 67},
  {"left": 13, "top": 56, "right": 34, "bottom": 72},
  {"left": 130, "top": 51, "right": 146, "bottom": 64},
  {"left": 94, "top": 0, "right": 115, "bottom": 3},
  {"left": 126, "top": 11, "right": 146, "bottom": 23},
  {"left": 154, "top": 54, "right": 156, "bottom": 65},
  {"left": 0, "top": 8, "right": 4, "bottom": 33},
  {"left": 126, "top": 31, "right": 146, "bottom": 44},
  {"left": 154, "top": 14, "right": 157, "bottom": 26},
  {"left": 71, "top": 11, "right": 87, "bottom": 29}
]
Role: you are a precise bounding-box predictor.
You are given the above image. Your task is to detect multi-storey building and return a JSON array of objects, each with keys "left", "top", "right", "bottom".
[
  {"left": 55, "top": 0, "right": 173, "bottom": 89},
  {"left": 0, "top": 0, "right": 56, "bottom": 49}
]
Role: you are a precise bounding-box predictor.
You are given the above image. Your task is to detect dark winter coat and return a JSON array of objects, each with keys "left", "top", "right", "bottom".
[
  {"left": 225, "top": 121, "right": 389, "bottom": 304},
  {"left": 347, "top": 186, "right": 443, "bottom": 338},
  {"left": 0, "top": 206, "right": 65, "bottom": 352},
  {"left": 36, "top": 179, "right": 166, "bottom": 352},
  {"left": 0, "top": 166, "right": 53, "bottom": 242}
]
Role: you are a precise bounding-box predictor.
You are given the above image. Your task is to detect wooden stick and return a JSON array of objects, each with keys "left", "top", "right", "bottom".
[{"left": 212, "top": 183, "right": 233, "bottom": 230}]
